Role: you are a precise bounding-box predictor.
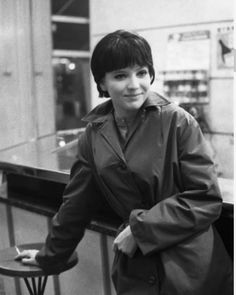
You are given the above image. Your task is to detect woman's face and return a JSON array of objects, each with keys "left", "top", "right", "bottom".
[{"left": 100, "top": 65, "right": 152, "bottom": 118}]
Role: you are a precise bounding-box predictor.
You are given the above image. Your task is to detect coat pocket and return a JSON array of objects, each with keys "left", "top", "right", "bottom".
[{"left": 112, "top": 249, "right": 160, "bottom": 293}]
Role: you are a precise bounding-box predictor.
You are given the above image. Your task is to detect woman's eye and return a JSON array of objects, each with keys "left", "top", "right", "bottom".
[
  {"left": 137, "top": 70, "right": 148, "bottom": 77},
  {"left": 114, "top": 74, "right": 126, "bottom": 80}
]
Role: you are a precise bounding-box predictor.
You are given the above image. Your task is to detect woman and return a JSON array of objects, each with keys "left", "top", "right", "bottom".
[{"left": 16, "top": 30, "right": 232, "bottom": 295}]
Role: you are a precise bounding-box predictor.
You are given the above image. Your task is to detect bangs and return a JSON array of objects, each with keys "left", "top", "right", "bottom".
[{"left": 103, "top": 39, "right": 150, "bottom": 72}]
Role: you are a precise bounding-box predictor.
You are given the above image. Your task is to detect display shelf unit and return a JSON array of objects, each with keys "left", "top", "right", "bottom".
[{"left": 159, "top": 70, "right": 209, "bottom": 105}]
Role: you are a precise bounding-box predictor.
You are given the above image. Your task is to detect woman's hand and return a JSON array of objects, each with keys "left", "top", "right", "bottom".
[
  {"left": 15, "top": 249, "right": 39, "bottom": 266},
  {"left": 113, "top": 225, "right": 138, "bottom": 258}
]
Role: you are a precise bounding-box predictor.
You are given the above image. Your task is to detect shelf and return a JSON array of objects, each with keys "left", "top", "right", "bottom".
[{"left": 159, "top": 69, "right": 209, "bottom": 104}]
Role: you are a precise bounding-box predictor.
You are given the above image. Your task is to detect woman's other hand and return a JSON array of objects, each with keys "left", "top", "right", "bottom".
[
  {"left": 113, "top": 225, "right": 138, "bottom": 258},
  {"left": 15, "top": 249, "right": 39, "bottom": 266}
]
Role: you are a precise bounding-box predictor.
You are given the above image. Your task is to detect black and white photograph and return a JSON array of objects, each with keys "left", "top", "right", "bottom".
[{"left": 0, "top": 1, "right": 234, "bottom": 294}]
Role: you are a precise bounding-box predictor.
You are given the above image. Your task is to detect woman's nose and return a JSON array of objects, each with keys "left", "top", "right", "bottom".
[{"left": 127, "top": 76, "right": 139, "bottom": 89}]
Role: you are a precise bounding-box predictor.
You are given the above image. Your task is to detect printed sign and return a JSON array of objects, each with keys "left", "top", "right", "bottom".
[{"left": 166, "top": 30, "right": 210, "bottom": 71}]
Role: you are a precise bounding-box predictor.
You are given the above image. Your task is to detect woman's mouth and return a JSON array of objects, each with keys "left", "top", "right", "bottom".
[{"left": 124, "top": 93, "right": 142, "bottom": 98}]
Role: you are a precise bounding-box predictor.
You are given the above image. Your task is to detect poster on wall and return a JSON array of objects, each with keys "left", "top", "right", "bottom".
[
  {"left": 217, "top": 26, "right": 234, "bottom": 69},
  {"left": 166, "top": 30, "right": 210, "bottom": 71}
]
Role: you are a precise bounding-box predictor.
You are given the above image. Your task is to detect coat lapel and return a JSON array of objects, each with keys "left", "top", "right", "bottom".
[{"left": 98, "top": 112, "right": 126, "bottom": 163}]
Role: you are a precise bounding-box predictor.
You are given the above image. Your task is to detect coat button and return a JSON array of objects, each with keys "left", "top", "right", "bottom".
[{"left": 148, "top": 275, "right": 156, "bottom": 285}]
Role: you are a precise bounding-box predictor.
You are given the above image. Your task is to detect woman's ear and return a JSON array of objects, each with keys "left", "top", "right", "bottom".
[{"left": 99, "top": 78, "right": 107, "bottom": 92}]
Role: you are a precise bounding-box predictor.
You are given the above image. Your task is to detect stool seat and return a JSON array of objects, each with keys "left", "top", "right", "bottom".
[{"left": 0, "top": 243, "right": 78, "bottom": 295}]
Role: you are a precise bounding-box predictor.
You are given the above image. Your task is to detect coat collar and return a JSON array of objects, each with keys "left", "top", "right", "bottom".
[{"left": 82, "top": 92, "right": 170, "bottom": 124}]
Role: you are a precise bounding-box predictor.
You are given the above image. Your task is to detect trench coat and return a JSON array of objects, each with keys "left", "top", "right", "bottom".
[{"left": 36, "top": 92, "right": 232, "bottom": 295}]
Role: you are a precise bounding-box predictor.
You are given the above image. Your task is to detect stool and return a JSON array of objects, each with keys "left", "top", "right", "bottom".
[{"left": 0, "top": 243, "right": 78, "bottom": 295}]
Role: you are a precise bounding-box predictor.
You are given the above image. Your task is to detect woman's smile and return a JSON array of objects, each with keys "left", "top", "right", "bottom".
[{"left": 124, "top": 93, "right": 143, "bottom": 98}]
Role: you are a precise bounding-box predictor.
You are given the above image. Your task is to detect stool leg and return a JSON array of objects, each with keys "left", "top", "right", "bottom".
[
  {"left": 23, "top": 276, "right": 48, "bottom": 295},
  {"left": 31, "top": 278, "right": 37, "bottom": 294},
  {"left": 37, "top": 277, "right": 42, "bottom": 294},
  {"left": 23, "top": 278, "right": 35, "bottom": 295},
  {"left": 38, "top": 276, "right": 48, "bottom": 295}
]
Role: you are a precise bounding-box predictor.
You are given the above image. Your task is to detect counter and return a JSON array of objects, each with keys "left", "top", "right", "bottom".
[{"left": 0, "top": 130, "right": 233, "bottom": 204}]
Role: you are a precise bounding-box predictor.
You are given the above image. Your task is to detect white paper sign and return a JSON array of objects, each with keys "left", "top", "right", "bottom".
[{"left": 166, "top": 31, "right": 210, "bottom": 71}]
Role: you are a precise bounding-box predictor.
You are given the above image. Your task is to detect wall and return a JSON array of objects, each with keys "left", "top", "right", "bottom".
[
  {"left": 90, "top": 0, "right": 234, "bottom": 178},
  {"left": 90, "top": 0, "right": 233, "bottom": 34},
  {"left": 0, "top": 0, "right": 55, "bottom": 151}
]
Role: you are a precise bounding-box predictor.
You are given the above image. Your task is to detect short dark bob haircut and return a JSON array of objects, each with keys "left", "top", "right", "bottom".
[{"left": 91, "top": 30, "right": 155, "bottom": 98}]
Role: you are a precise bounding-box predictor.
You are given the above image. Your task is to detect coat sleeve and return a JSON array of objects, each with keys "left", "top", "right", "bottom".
[
  {"left": 36, "top": 130, "right": 103, "bottom": 272},
  {"left": 129, "top": 111, "right": 222, "bottom": 255}
]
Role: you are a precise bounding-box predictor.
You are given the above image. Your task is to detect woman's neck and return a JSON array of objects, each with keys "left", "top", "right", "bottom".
[
  {"left": 114, "top": 104, "right": 141, "bottom": 120},
  {"left": 114, "top": 110, "right": 138, "bottom": 123}
]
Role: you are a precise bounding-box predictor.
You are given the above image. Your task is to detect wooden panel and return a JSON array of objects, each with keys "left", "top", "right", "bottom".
[
  {"left": 0, "top": 0, "right": 37, "bottom": 150},
  {"left": 15, "top": 0, "right": 37, "bottom": 141},
  {"left": 31, "top": 0, "right": 55, "bottom": 137},
  {"left": 0, "top": 0, "right": 26, "bottom": 149},
  {"left": 0, "top": 0, "right": 55, "bottom": 150}
]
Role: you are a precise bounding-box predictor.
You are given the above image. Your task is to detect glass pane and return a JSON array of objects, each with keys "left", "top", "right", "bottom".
[
  {"left": 53, "top": 57, "right": 91, "bottom": 131},
  {"left": 51, "top": 0, "right": 89, "bottom": 17},
  {"left": 52, "top": 22, "right": 89, "bottom": 50}
]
